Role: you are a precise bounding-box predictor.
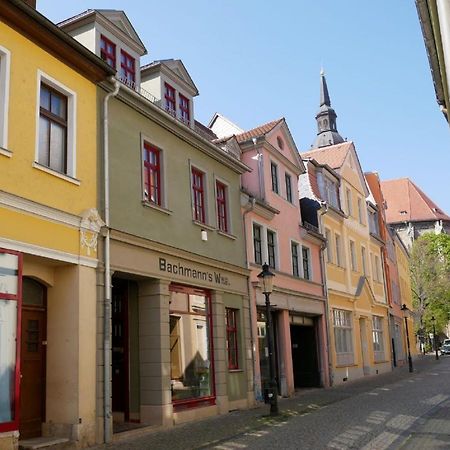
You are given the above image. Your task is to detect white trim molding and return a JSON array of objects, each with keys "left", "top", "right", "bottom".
[{"left": 0, "top": 44, "right": 11, "bottom": 150}]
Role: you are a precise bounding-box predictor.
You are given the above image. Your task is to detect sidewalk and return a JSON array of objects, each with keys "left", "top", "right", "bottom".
[{"left": 96, "top": 355, "right": 440, "bottom": 450}]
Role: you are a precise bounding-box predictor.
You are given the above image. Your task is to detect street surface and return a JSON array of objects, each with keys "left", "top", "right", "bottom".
[{"left": 99, "top": 355, "right": 450, "bottom": 450}]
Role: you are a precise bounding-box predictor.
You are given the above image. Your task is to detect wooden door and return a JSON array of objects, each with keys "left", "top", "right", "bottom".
[{"left": 20, "top": 307, "right": 46, "bottom": 439}]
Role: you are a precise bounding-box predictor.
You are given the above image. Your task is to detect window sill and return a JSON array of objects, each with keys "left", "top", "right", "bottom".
[
  {"left": 0, "top": 147, "right": 12, "bottom": 158},
  {"left": 141, "top": 200, "right": 172, "bottom": 215},
  {"left": 33, "top": 162, "right": 80, "bottom": 185},
  {"left": 192, "top": 219, "right": 216, "bottom": 232},
  {"left": 228, "top": 368, "right": 243, "bottom": 373},
  {"left": 217, "top": 230, "right": 236, "bottom": 240}
]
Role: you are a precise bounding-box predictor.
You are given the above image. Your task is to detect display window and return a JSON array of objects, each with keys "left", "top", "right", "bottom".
[
  {"left": 169, "top": 285, "right": 215, "bottom": 409},
  {"left": 0, "top": 249, "right": 22, "bottom": 432}
]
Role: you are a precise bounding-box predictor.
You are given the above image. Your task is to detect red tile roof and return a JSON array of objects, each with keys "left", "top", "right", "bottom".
[
  {"left": 301, "top": 141, "right": 353, "bottom": 169},
  {"left": 235, "top": 119, "right": 283, "bottom": 143},
  {"left": 381, "top": 178, "right": 450, "bottom": 223}
]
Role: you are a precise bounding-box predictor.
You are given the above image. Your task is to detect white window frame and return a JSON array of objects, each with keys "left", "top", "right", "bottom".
[
  {"left": 346, "top": 187, "right": 352, "bottom": 216},
  {"left": 333, "top": 309, "right": 354, "bottom": 366},
  {"left": 301, "top": 245, "right": 312, "bottom": 280},
  {"left": 35, "top": 70, "right": 77, "bottom": 178},
  {"left": 325, "top": 228, "right": 333, "bottom": 264},
  {"left": 252, "top": 221, "right": 264, "bottom": 265},
  {"left": 375, "top": 254, "right": 381, "bottom": 282},
  {"left": 358, "top": 197, "right": 365, "bottom": 224},
  {"left": 361, "top": 246, "right": 367, "bottom": 275},
  {"left": 335, "top": 233, "right": 343, "bottom": 267},
  {"left": 270, "top": 160, "right": 279, "bottom": 194},
  {"left": 0, "top": 45, "right": 11, "bottom": 154},
  {"left": 266, "top": 227, "right": 278, "bottom": 270},
  {"left": 290, "top": 240, "right": 300, "bottom": 277},
  {"left": 372, "top": 315, "right": 385, "bottom": 362}
]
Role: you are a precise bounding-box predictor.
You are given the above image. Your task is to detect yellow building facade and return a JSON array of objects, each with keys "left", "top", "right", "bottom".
[
  {"left": 0, "top": 2, "right": 112, "bottom": 449},
  {"left": 301, "top": 142, "right": 391, "bottom": 385}
]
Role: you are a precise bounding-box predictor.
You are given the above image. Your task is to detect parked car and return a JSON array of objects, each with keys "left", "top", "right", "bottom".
[{"left": 441, "top": 339, "right": 450, "bottom": 355}]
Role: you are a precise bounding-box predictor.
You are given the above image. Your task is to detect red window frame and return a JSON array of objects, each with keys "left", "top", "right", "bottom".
[
  {"left": 120, "top": 50, "right": 135, "bottom": 85},
  {"left": 192, "top": 168, "right": 206, "bottom": 223},
  {"left": 0, "top": 248, "right": 22, "bottom": 433},
  {"left": 100, "top": 35, "right": 116, "bottom": 68},
  {"left": 216, "top": 181, "right": 228, "bottom": 233},
  {"left": 179, "top": 93, "right": 190, "bottom": 125},
  {"left": 169, "top": 284, "right": 216, "bottom": 411},
  {"left": 164, "top": 83, "right": 176, "bottom": 115},
  {"left": 143, "top": 142, "right": 162, "bottom": 205},
  {"left": 226, "top": 308, "right": 239, "bottom": 370}
]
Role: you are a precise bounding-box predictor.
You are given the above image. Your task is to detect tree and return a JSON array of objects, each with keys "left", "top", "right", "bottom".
[{"left": 410, "top": 233, "right": 450, "bottom": 338}]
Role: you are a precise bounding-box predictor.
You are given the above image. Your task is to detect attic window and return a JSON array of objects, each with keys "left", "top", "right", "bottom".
[{"left": 276, "top": 136, "right": 284, "bottom": 150}]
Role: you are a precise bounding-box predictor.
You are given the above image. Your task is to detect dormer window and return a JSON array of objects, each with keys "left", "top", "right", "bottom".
[
  {"left": 179, "top": 94, "right": 190, "bottom": 125},
  {"left": 100, "top": 35, "right": 116, "bottom": 68},
  {"left": 120, "top": 50, "right": 135, "bottom": 87},
  {"left": 164, "top": 82, "right": 176, "bottom": 116}
]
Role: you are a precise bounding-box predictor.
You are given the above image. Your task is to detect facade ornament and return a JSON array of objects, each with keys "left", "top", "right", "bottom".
[{"left": 80, "top": 208, "right": 105, "bottom": 255}]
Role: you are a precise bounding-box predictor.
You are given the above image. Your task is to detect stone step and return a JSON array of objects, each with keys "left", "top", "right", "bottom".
[{"left": 18, "top": 437, "right": 74, "bottom": 450}]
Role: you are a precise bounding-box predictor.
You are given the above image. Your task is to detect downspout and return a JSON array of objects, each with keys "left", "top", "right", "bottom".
[
  {"left": 103, "top": 76, "right": 120, "bottom": 443},
  {"left": 318, "top": 202, "right": 333, "bottom": 386},
  {"left": 242, "top": 196, "right": 261, "bottom": 401}
]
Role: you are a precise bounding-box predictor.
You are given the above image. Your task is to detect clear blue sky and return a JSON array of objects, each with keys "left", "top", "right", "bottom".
[{"left": 37, "top": 0, "right": 450, "bottom": 214}]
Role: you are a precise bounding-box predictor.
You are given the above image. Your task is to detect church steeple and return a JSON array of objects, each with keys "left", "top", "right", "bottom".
[{"left": 312, "top": 70, "right": 344, "bottom": 148}]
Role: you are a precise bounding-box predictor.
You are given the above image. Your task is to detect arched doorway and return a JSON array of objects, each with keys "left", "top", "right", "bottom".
[{"left": 19, "top": 277, "right": 47, "bottom": 439}]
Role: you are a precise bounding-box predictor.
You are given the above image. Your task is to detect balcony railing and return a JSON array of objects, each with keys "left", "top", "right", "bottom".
[{"left": 303, "top": 221, "right": 320, "bottom": 234}]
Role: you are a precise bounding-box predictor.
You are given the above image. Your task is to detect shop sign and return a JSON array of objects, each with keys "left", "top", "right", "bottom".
[
  {"left": 0, "top": 252, "right": 19, "bottom": 296},
  {"left": 159, "top": 257, "right": 230, "bottom": 287}
]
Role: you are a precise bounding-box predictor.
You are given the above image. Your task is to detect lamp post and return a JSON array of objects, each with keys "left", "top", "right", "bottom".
[
  {"left": 401, "top": 304, "right": 413, "bottom": 373},
  {"left": 257, "top": 263, "right": 278, "bottom": 415},
  {"left": 431, "top": 316, "right": 439, "bottom": 360}
]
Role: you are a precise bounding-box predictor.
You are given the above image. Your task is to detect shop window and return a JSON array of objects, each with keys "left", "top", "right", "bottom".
[
  {"left": 253, "top": 223, "right": 262, "bottom": 265},
  {"left": 191, "top": 167, "right": 206, "bottom": 224},
  {"left": 333, "top": 309, "right": 354, "bottom": 366},
  {"left": 0, "top": 250, "right": 21, "bottom": 431},
  {"left": 120, "top": 50, "right": 135, "bottom": 87},
  {"left": 169, "top": 287, "right": 214, "bottom": 406},
  {"left": 100, "top": 35, "right": 116, "bottom": 68},
  {"left": 216, "top": 181, "right": 228, "bottom": 233},
  {"left": 226, "top": 308, "right": 239, "bottom": 370},
  {"left": 143, "top": 142, "right": 162, "bottom": 205}
]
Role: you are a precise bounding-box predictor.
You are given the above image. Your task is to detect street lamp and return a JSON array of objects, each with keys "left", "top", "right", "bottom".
[
  {"left": 401, "top": 304, "right": 413, "bottom": 373},
  {"left": 431, "top": 316, "right": 439, "bottom": 360},
  {"left": 257, "top": 263, "right": 278, "bottom": 415}
]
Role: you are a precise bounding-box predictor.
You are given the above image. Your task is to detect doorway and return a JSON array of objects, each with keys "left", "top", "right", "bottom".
[
  {"left": 290, "top": 324, "right": 320, "bottom": 388},
  {"left": 20, "top": 278, "right": 47, "bottom": 439}
]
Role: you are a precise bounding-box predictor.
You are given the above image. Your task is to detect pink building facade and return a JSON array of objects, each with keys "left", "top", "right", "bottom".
[{"left": 211, "top": 116, "right": 330, "bottom": 397}]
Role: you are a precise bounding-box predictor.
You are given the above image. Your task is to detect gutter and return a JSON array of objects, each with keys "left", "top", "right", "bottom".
[{"left": 102, "top": 76, "right": 120, "bottom": 443}]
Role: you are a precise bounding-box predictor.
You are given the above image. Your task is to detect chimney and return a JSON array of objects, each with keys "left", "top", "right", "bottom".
[{"left": 23, "top": 0, "right": 37, "bottom": 8}]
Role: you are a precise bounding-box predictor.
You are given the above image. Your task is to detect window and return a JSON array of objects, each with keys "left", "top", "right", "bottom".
[
  {"left": 253, "top": 224, "right": 262, "bottom": 265},
  {"left": 120, "top": 50, "right": 135, "bottom": 86},
  {"left": 271, "top": 162, "right": 279, "bottom": 194},
  {"left": 267, "top": 230, "right": 276, "bottom": 269},
  {"left": 164, "top": 82, "right": 176, "bottom": 116},
  {"left": 38, "top": 83, "right": 68, "bottom": 174},
  {"left": 291, "top": 242, "right": 300, "bottom": 277},
  {"left": 333, "top": 309, "right": 354, "bottom": 366},
  {"left": 216, "top": 181, "right": 228, "bottom": 233},
  {"left": 325, "top": 229, "right": 333, "bottom": 263},
  {"left": 361, "top": 246, "right": 367, "bottom": 275},
  {"left": 226, "top": 308, "right": 239, "bottom": 369},
  {"left": 372, "top": 316, "right": 385, "bottom": 361},
  {"left": 374, "top": 254, "right": 381, "bottom": 282},
  {"left": 369, "top": 210, "right": 379, "bottom": 235},
  {"left": 350, "top": 240, "right": 357, "bottom": 271},
  {"left": 346, "top": 188, "right": 352, "bottom": 216},
  {"left": 335, "top": 234, "right": 343, "bottom": 267},
  {"left": 100, "top": 35, "right": 116, "bottom": 68},
  {"left": 323, "top": 177, "right": 339, "bottom": 208},
  {"left": 358, "top": 198, "right": 365, "bottom": 224},
  {"left": 302, "top": 246, "right": 311, "bottom": 280},
  {"left": 285, "top": 173, "right": 293, "bottom": 203},
  {"left": 0, "top": 250, "right": 21, "bottom": 431},
  {"left": 0, "top": 45, "right": 11, "bottom": 150},
  {"left": 179, "top": 93, "right": 190, "bottom": 125},
  {"left": 143, "top": 142, "right": 161, "bottom": 205},
  {"left": 170, "top": 288, "right": 214, "bottom": 404},
  {"left": 192, "top": 168, "right": 206, "bottom": 223}
]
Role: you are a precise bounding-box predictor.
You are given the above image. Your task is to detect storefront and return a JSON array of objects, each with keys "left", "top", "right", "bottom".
[{"left": 104, "top": 232, "right": 253, "bottom": 433}]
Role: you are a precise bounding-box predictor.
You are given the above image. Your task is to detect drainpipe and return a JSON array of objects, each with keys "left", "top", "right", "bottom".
[
  {"left": 103, "top": 76, "right": 120, "bottom": 443},
  {"left": 318, "top": 201, "right": 333, "bottom": 386},
  {"left": 242, "top": 196, "right": 261, "bottom": 401}
]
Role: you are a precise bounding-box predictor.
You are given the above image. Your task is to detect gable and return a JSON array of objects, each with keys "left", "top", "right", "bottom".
[
  {"left": 339, "top": 144, "right": 369, "bottom": 197},
  {"left": 354, "top": 276, "right": 377, "bottom": 308},
  {"left": 162, "top": 59, "right": 199, "bottom": 96}
]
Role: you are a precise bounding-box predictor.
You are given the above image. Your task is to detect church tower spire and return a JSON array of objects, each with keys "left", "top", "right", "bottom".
[{"left": 312, "top": 70, "right": 344, "bottom": 148}]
